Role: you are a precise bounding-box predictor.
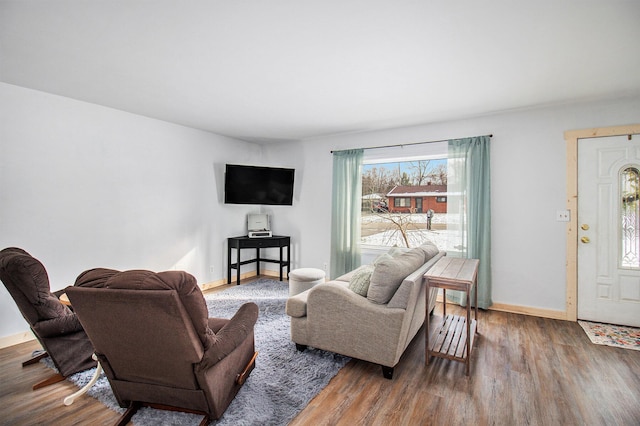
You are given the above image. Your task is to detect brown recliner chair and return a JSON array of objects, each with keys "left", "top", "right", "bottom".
[
  {"left": 0, "top": 247, "right": 96, "bottom": 389},
  {"left": 66, "top": 268, "right": 259, "bottom": 425}
]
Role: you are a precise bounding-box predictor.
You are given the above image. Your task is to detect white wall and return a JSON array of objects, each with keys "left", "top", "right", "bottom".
[
  {"left": 275, "top": 95, "right": 640, "bottom": 314},
  {"left": 260, "top": 141, "right": 330, "bottom": 273},
  {"left": 2, "top": 82, "right": 639, "bottom": 342},
  {"left": 0, "top": 83, "right": 262, "bottom": 339}
]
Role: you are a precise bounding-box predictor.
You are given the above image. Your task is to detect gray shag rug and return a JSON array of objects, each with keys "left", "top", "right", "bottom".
[{"left": 43, "top": 279, "right": 350, "bottom": 425}]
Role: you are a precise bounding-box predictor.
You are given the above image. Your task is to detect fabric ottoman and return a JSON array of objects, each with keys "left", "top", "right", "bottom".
[{"left": 288, "top": 268, "right": 325, "bottom": 296}]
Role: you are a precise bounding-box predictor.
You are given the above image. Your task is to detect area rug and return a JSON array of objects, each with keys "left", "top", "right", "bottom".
[
  {"left": 578, "top": 320, "right": 640, "bottom": 351},
  {"left": 44, "top": 279, "right": 350, "bottom": 425}
]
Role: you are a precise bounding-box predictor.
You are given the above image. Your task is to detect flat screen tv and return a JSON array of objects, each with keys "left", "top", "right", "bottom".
[{"left": 224, "top": 164, "right": 295, "bottom": 205}]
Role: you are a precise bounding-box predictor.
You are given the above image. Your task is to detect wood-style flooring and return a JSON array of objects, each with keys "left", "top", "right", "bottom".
[{"left": 1, "top": 277, "right": 639, "bottom": 425}]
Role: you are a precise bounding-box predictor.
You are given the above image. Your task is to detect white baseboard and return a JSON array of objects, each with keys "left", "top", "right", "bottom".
[
  {"left": 436, "top": 294, "right": 567, "bottom": 320},
  {"left": 0, "top": 330, "right": 36, "bottom": 350},
  {"left": 489, "top": 302, "right": 568, "bottom": 320},
  {"left": 200, "top": 269, "right": 284, "bottom": 291}
]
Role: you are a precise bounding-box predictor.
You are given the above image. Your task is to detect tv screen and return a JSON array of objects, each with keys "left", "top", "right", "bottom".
[{"left": 224, "top": 164, "right": 295, "bottom": 205}]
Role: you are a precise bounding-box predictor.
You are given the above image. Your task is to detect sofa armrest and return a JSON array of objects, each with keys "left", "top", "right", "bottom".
[{"left": 285, "top": 289, "right": 310, "bottom": 318}]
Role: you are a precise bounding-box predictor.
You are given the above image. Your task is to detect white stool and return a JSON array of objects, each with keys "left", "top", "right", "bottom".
[{"left": 288, "top": 268, "right": 326, "bottom": 296}]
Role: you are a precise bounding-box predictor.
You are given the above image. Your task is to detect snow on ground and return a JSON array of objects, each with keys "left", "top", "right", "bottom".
[
  {"left": 360, "top": 213, "right": 461, "bottom": 251},
  {"left": 361, "top": 212, "right": 458, "bottom": 225}
]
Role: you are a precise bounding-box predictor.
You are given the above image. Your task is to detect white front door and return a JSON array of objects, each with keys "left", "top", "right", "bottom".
[{"left": 578, "top": 135, "right": 640, "bottom": 327}]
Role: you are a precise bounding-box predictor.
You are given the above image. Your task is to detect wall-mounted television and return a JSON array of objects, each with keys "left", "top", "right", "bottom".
[{"left": 224, "top": 164, "right": 295, "bottom": 206}]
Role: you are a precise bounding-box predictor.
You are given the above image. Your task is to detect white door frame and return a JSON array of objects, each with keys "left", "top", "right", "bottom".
[{"left": 564, "top": 124, "right": 640, "bottom": 321}]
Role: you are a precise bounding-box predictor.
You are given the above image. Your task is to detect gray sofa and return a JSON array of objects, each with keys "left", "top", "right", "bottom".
[{"left": 285, "top": 242, "right": 444, "bottom": 379}]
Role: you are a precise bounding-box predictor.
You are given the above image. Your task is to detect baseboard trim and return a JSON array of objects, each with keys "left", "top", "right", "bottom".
[
  {"left": 489, "top": 302, "right": 568, "bottom": 321},
  {"left": 200, "top": 269, "right": 284, "bottom": 291},
  {"left": 200, "top": 278, "right": 228, "bottom": 291},
  {"left": 0, "top": 330, "right": 36, "bottom": 350},
  {"left": 436, "top": 293, "right": 568, "bottom": 320}
]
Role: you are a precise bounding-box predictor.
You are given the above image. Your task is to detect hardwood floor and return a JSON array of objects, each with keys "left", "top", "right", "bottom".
[
  {"left": 291, "top": 304, "right": 640, "bottom": 426},
  {"left": 1, "top": 279, "right": 639, "bottom": 425}
]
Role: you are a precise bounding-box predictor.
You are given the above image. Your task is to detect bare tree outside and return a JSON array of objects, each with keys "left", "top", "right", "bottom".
[
  {"left": 362, "top": 166, "right": 396, "bottom": 198},
  {"left": 409, "top": 160, "right": 431, "bottom": 185},
  {"left": 429, "top": 163, "right": 448, "bottom": 185},
  {"left": 367, "top": 210, "right": 429, "bottom": 248}
]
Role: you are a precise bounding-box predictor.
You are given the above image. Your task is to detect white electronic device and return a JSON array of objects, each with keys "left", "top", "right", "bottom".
[{"left": 247, "top": 214, "right": 272, "bottom": 238}]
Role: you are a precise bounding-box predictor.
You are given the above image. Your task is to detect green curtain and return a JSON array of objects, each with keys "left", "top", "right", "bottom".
[
  {"left": 446, "top": 136, "right": 492, "bottom": 309},
  {"left": 330, "top": 149, "right": 364, "bottom": 279}
]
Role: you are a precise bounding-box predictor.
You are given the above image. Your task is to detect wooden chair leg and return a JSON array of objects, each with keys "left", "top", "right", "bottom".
[
  {"left": 198, "top": 415, "right": 211, "bottom": 426},
  {"left": 33, "top": 372, "right": 65, "bottom": 390},
  {"left": 236, "top": 351, "right": 258, "bottom": 385},
  {"left": 22, "top": 351, "right": 49, "bottom": 367},
  {"left": 116, "top": 401, "right": 141, "bottom": 426}
]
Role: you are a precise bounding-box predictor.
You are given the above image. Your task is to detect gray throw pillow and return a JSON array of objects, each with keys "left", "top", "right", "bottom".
[
  {"left": 416, "top": 241, "right": 439, "bottom": 261},
  {"left": 387, "top": 246, "right": 410, "bottom": 257},
  {"left": 348, "top": 264, "right": 375, "bottom": 296},
  {"left": 367, "top": 248, "right": 426, "bottom": 304}
]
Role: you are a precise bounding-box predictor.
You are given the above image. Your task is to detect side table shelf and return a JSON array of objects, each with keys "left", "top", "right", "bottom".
[
  {"left": 424, "top": 257, "right": 479, "bottom": 376},
  {"left": 429, "top": 314, "right": 477, "bottom": 362}
]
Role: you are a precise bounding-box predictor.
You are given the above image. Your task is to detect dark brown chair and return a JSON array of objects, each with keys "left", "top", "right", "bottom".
[
  {"left": 66, "top": 268, "right": 259, "bottom": 425},
  {"left": 0, "top": 247, "right": 96, "bottom": 389}
]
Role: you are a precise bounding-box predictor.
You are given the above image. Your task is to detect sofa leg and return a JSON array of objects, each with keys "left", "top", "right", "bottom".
[
  {"left": 381, "top": 366, "right": 394, "bottom": 379},
  {"left": 295, "top": 343, "right": 307, "bottom": 352}
]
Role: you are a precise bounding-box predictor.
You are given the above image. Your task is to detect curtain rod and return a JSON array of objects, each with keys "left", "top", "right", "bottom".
[{"left": 330, "top": 134, "right": 493, "bottom": 154}]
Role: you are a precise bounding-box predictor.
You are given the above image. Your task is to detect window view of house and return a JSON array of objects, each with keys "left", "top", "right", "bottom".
[{"left": 361, "top": 158, "right": 450, "bottom": 249}]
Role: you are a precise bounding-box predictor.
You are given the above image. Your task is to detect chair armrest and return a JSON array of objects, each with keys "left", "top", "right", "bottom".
[
  {"left": 32, "top": 313, "right": 84, "bottom": 338},
  {"left": 200, "top": 302, "right": 259, "bottom": 369}
]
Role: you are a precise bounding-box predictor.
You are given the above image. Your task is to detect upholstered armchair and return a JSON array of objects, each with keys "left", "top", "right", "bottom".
[
  {"left": 65, "top": 268, "right": 259, "bottom": 424},
  {"left": 0, "top": 247, "right": 96, "bottom": 389}
]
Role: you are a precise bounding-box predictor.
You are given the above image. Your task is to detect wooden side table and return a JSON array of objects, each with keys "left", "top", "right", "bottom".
[{"left": 424, "top": 257, "right": 479, "bottom": 375}]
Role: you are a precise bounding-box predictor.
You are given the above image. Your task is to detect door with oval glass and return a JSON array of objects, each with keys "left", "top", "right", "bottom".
[{"left": 578, "top": 134, "right": 640, "bottom": 327}]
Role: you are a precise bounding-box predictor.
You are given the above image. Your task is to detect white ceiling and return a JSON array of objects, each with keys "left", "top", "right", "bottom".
[{"left": 1, "top": 1, "right": 639, "bottom": 143}]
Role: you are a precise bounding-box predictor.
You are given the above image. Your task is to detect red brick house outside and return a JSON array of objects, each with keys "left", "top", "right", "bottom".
[{"left": 386, "top": 184, "right": 448, "bottom": 213}]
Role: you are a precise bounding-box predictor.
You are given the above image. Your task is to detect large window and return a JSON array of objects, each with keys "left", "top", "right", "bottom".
[{"left": 360, "top": 142, "right": 450, "bottom": 250}]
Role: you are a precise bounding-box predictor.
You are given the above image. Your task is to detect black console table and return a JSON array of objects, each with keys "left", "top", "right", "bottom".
[{"left": 227, "top": 235, "right": 290, "bottom": 285}]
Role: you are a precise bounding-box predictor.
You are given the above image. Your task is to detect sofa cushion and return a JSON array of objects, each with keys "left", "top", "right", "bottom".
[
  {"left": 367, "top": 247, "right": 426, "bottom": 304},
  {"left": 387, "top": 246, "right": 411, "bottom": 257},
  {"left": 387, "top": 242, "right": 442, "bottom": 309},
  {"left": 348, "top": 264, "right": 375, "bottom": 296},
  {"left": 416, "top": 241, "right": 440, "bottom": 261}
]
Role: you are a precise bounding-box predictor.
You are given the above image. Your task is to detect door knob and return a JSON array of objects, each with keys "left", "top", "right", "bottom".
[
  {"left": 581, "top": 236, "right": 590, "bottom": 244},
  {"left": 581, "top": 224, "right": 590, "bottom": 231}
]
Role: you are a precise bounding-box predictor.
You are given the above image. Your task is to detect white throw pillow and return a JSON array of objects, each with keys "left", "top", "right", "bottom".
[{"left": 348, "top": 264, "right": 375, "bottom": 296}]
